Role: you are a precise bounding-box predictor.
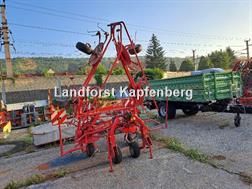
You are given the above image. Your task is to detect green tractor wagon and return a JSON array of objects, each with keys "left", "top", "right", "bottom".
[{"left": 145, "top": 71, "right": 252, "bottom": 127}]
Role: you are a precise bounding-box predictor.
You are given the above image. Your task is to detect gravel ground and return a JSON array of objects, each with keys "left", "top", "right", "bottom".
[
  {"left": 0, "top": 111, "right": 251, "bottom": 189},
  {"left": 161, "top": 111, "right": 252, "bottom": 178},
  {"left": 0, "top": 145, "right": 15, "bottom": 154},
  {"left": 28, "top": 148, "right": 249, "bottom": 189}
]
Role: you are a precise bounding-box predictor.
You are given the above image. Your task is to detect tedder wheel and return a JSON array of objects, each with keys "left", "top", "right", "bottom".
[
  {"left": 129, "top": 142, "right": 140, "bottom": 158},
  {"left": 158, "top": 102, "right": 176, "bottom": 119},
  {"left": 234, "top": 114, "right": 241, "bottom": 127},
  {"left": 86, "top": 143, "right": 95, "bottom": 157},
  {"left": 112, "top": 146, "right": 123, "bottom": 164},
  {"left": 128, "top": 44, "right": 142, "bottom": 55},
  {"left": 182, "top": 107, "right": 199, "bottom": 116},
  {"left": 76, "top": 42, "right": 93, "bottom": 55}
]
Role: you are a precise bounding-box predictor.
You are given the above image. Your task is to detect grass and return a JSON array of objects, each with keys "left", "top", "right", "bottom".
[
  {"left": 0, "top": 139, "right": 7, "bottom": 145},
  {"left": 0, "top": 129, "right": 34, "bottom": 157},
  {"left": 27, "top": 125, "right": 34, "bottom": 136},
  {"left": 4, "top": 169, "right": 67, "bottom": 189},
  {"left": 239, "top": 172, "right": 252, "bottom": 185},
  {"left": 151, "top": 133, "right": 252, "bottom": 185},
  {"left": 20, "top": 135, "right": 33, "bottom": 145},
  {"left": 151, "top": 133, "right": 209, "bottom": 163},
  {"left": 219, "top": 120, "right": 230, "bottom": 129}
]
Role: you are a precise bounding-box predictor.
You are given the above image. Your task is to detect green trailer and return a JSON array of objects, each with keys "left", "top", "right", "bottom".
[
  {"left": 148, "top": 71, "right": 242, "bottom": 103},
  {"left": 145, "top": 71, "right": 246, "bottom": 126}
]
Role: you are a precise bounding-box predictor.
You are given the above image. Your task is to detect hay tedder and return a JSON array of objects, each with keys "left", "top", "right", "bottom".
[
  {"left": 49, "top": 21, "right": 157, "bottom": 172},
  {"left": 232, "top": 58, "right": 252, "bottom": 106}
]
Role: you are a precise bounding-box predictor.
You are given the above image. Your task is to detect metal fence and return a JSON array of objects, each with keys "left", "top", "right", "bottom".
[{"left": 0, "top": 75, "right": 129, "bottom": 107}]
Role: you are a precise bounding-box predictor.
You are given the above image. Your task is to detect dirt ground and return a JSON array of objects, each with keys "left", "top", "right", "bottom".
[{"left": 0, "top": 111, "right": 251, "bottom": 189}]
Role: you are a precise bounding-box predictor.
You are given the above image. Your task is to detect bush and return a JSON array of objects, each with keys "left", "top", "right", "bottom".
[
  {"left": 94, "top": 74, "right": 103, "bottom": 86},
  {"left": 179, "top": 59, "right": 194, "bottom": 71},
  {"left": 112, "top": 67, "right": 124, "bottom": 75},
  {"left": 76, "top": 67, "right": 86, "bottom": 75},
  {"left": 135, "top": 68, "right": 164, "bottom": 81},
  {"left": 96, "top": 64, "right": 107, "bottom": 75}
]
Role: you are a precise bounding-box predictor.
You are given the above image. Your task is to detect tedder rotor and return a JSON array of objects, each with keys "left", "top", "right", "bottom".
[{"left": 50, "top": 21, "right": 157, "bottom": 172}]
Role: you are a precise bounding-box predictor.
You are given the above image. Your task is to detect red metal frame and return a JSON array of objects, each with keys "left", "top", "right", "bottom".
[
  {"left": 233, "top": 58, "right": 252, "bottom": 106},
  {"left": 51, "top": 21, "right": 155, "bottom": 172}
]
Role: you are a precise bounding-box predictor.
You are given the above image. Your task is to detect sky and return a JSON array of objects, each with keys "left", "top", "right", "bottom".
[{"left": 3, "top": 0, "right": 252, "bottom": 58}]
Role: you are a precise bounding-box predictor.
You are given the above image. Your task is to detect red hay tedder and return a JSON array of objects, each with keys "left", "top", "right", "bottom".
[
  {"left": 232, "top": 58, "right": 252, "bottom": 106},
  {"left": 49, "top": 21, "right": 158, "bottom": 172}
]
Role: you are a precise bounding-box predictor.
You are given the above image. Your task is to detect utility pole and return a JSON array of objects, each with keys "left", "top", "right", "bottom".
[
  {"left": 192, "top": 49, "right": 196, "bottom": 70},
  {"left": 244, "top": 39, "right": 250, "bottom": 61},
  {"left": 0, "top": 0, "right": 13, "bottom": 78}
]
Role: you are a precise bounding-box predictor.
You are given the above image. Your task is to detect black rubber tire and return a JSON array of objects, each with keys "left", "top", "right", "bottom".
[
  {"left": 129, "top": 142, "right": 140, "bottom": 158},
  {"left": 158, "top": 102, "right": 176, "bottom": 119},
  {"left": 86, "top": 143, "right": 95, "bottom": 157},
  {"left": 182, "top": 108, "right": 199, "bottom": 116},
  {"left": 128, "top": 44, "right": 142, "bottom": 55},
  {"left": 112, "top": 146, "right": 122, "bottom": 164},
  {"left": 76, "top": 42, "right": 92, "bottom": 55}
]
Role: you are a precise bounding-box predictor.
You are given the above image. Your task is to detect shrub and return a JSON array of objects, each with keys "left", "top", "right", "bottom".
[
  {"left": 112, "top": 67, "right": 124, "bottom": 75},
  {"left": 135, "top": 68, "right": 164, "bottom": 81}
]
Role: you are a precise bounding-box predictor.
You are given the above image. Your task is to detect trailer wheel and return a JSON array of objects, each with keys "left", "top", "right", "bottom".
[
  {"left": 86, "top": 143, "right": 95, "bottom": 157},
  {"left": 234, "top": 114, "right": 241, "bottom": 127},
  {"left": 182, "top": 108, "right": 199, "bottom": 116},
  {"left": 112, "top": 146, "right": 122, "bottom": 164},
  {"left": 158, "top": 102, "right": 176, "bottom": 119},
  {"left": 129, "top": 142, "right": 140, "bottom": 158}
]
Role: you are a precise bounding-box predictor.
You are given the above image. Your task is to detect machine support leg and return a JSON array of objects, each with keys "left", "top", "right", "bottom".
[
  {"left": 134, "top": 115, "right": 153, "bottom": 159},
  {"left": 58, "top": 124, "right": 64, "bottom": 156},
  {"left": 107, "top": 137, "right": 113, "bottom": 172},
  {"left": 107, "top": 117, "right": 120, "bottom": 172}
]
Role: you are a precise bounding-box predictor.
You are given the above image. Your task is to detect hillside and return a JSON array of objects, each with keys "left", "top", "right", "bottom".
[{"left": 0, "top": 57, "right": 185, "bottom": 75}]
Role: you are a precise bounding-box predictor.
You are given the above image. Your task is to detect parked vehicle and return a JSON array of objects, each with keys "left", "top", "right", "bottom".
[{"left": 145, "top": 71, "right": 252, "bottom": 127}]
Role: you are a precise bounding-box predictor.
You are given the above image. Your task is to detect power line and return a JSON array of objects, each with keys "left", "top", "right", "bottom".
[
  {"left": 9, "top": 0, "right": 109, "bottom": 23},
  {"left": 14, "top": 40, "right": 74, "bottom": 48},
  {"left": 12, "top": 50, "right": 82, "bottom": 57},
  {"left": 10, "top": 23, "right": 227, "bottom": 49},
  {"left": 9, "top": 23, "right": 89, "bottom": 35},
  {"left": 6, "top": 1, "right": 245, "bottom": 58},
  {"left": 8, "top": 0, "right": 244, "bottom": 41},
  {"left": 8, "top": 5, "right": 101, "bottom": 25}
]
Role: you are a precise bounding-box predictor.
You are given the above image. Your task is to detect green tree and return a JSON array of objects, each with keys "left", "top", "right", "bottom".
[
  {"left": 96, "top": 64, "right": 107, "bottom": 75},
  {"left": 208, "top": 49, "right": 235, "bottom": 69},
  {"left": 145, "top": 34, "right": 167, "bottom": 70},
  {"left": 198, "top": 56, "right": 213, "bottom": 70},
  {"left": 169, "top": 59, "right": 177, "bottom": 72},
  {"left": 179, "top": 59, "right": 194, "bottom": 71},
  {"left": 94, "top": 64, "right": 107, "bottom": 86},
  {"left": 94, "top": 74, "right": 103, "bottom": 86},
  {"left": 226, "top": 47, "right": 236, "bottom": 67}
]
